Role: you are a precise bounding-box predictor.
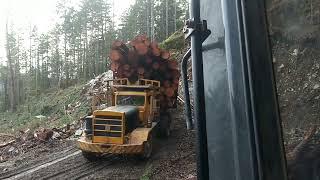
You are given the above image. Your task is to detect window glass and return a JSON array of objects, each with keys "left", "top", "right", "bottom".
[
  {"left": 266, "top": 0, "right": 320, "bottom": 179},
  {"left": 116, "top": 95, "right": 145, "bottom": 106}
]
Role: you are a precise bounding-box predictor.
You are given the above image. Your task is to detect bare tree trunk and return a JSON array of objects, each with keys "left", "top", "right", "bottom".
[
  {"left": 150, "top": 0, "right": 154, "bottom": 41},
  {"left": 36, "top": 49, "right": 39, "bottom": 93},
  {"left": 78, "top": 34, "right": 83, "bottom": 79},
  {"left": 165, "top": 0, "right": 169, "bottom": 37},
  {"left": 174, "top": 0, "right": 177, "bottom": 32},
  {"left": 4, "top": 78, "right": 9, "bottom": 110},
  {"left": 84, "top": 20, "right": 89, "bottom": 79},
  {"left": 29, "top": 24, "right": 32, "bottom": 73},
  {"left": 57, "top": 60, "right": 62, "bottom": 88},
  {"left": 16, "top": 36, "right": 20, "bottom": 105},
  {"left": 112, "top": 0, "right": 115, "bottom": 30},
  {"left": 5, "top": 21, "right": 17, "bottom": 111},
  {"left": 146, "top": 0, "right": 151, "bottom": 36},
  {"left": 72, "top": 29, "right": 76, "bottom": 82},
  {"left": 310, "top": 0, "right": 313, "bottom": 24},
  {"left": 101, "top": 23, "right": 105, "bottom": 74},
  {"left": 64, "top": 31, "right": 69, "bottom": 87}
]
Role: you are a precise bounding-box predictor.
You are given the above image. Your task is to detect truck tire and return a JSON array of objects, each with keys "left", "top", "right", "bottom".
[
  {"left": 82, "top": 151, "right": 100, "bottom": 161},
  {"left": 139, "top": 136, "right": 153, "bottom": 160},
  {"left": 158, "top": 112, "right": 171, "bottom": 138}
]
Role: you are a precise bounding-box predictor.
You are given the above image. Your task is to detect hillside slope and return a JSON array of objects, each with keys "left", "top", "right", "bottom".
[{"left": 0, "top": 85, "right": 89, "bottom": 134}]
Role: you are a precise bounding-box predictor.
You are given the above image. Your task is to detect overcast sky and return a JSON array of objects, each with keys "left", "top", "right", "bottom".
[{"left": 0, "top": 0, "right": 135, "bottom": 62}]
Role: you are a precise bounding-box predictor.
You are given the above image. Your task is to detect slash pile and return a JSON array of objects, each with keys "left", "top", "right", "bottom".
[{"left": 109, "top": 35, "right": 180, "bottom": 109}]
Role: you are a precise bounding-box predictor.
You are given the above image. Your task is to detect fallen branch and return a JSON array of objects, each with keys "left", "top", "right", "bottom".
[
  {"left": 0, "top": 133, "right": 15, "bottom": 138},
  {"left": 177, "top": 95, "right": 194, "bottom": 109},
  {"left": 287, "top": 125, "right": 318, "bottom": 161},
  {"left": 0, "top": 140, "right": 15, "bottom": 148}
]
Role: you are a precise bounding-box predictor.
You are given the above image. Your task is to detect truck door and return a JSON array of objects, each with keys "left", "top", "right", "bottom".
[{"left": 187, "top": 0, "right": 287, "bottom": 179}]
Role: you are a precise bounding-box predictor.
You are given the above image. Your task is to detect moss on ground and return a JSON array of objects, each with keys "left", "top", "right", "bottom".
[
  {"left": 160, "top": 30, "right": 185, "bottom": 50},
  {"left": 0, "top": 84, "right": 89, "bottom": 134},
  {"left": 140, "top": 163, "right": 152, "bottom": 180}
]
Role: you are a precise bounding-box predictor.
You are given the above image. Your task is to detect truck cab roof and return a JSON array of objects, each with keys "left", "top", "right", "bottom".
[{"left": 102, "top": 105, "right": 139, "bottom": 115}]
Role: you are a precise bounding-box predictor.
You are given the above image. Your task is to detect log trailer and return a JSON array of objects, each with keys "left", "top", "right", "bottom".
[{"left": 77, "top": 78, "right": 171, "bottom": 160}]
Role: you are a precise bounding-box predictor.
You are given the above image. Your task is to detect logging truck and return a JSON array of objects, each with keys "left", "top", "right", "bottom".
[{"left": 77, "top": 78, "right": 171, "bottom": 160}]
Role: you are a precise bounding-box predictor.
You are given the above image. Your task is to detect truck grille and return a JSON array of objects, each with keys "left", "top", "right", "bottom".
[{"left": 93, "top": 115, "right": 122, "bottom": 138}]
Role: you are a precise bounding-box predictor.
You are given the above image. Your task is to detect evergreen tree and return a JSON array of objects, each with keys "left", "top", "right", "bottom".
[{"left": 0, "top": 0, "right": 189, "bottom": 112}]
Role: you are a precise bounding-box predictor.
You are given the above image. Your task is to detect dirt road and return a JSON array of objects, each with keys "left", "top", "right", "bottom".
[{"left": 0, "top": 107, "right": 196, "bottom": 180}]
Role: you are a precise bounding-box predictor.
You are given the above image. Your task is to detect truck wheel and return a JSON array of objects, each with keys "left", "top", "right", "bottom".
[
  {"left": 139, "top": 136, "right": 153, "bottom": 160},
  {"left": 159, "top": 113, "right": 171, "bottom": 138},
  {"left": 82, "top": 151, "right": 100, "bottom": 161}
]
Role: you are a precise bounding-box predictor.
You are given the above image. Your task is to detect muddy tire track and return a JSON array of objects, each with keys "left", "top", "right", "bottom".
[
  {"left": 0, "top": 107, "right": 196, "bottom": 179},
  {"left": 0, "top": 147, "right": 78, "bottom": 179},
  {"left": 31, "top": 155, "right": 118, "bottom": 180}
]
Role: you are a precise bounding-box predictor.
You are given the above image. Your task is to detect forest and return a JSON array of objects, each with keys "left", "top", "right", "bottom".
[
  {"left": 0, "top": 0, "right": 188, "bottom": 112},
  {"left": 0, "top": 0, "right": 319, "bottom": 179}
]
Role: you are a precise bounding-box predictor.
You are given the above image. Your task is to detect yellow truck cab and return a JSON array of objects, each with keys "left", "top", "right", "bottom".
[{"left": 77, "top": 78, "right": 171, "bottom": 160}]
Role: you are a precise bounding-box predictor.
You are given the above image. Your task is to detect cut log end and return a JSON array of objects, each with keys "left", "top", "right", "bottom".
[
  {"left": 161, "top": 51, "right": 170, "bottom": 60},
  {"left": 109, "top": 50, "right": 122, "bottom": 61}
]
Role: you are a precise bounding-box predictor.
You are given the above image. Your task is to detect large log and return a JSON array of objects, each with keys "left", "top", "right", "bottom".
[
  {"left": 144, "top": 39, "right": 151, "bottom": 46},
  {"left": 123, "top": 64, "right": 130, "bottom": 71},
  {"left": 111, "top": 62, "right": 120, "bottom": 71},
  {"left": 112, "top": 41, "right": 129, "bottom": 56},
  {"left": 146, "top": 56, "right": 153, "bottom": 64},
  {"left": 168, "top": 60, "right": 178, "bottom": 70},
  {"left": 161, "top": 51, "right": 170, "bottom": 60},
  {"left": 152, "top": 62, "right": 160, "bottom": 70},
  {"left": 128, "top": 50, "right": 139, "bottom": 63},
  {"left": 109, "top": 50, "right": 122, "bottom": 61},
  {"left": 163, "top": 80, "right": 171, "bottom": 88},
  {"left": 134, "top": 42, "right": 148, "bottom": 55},
  {"left": 137, "top": 67, "right": 145, "bottom": 75},
  {"left": 150, "top": 41, "right": 161, "bottom": 56},
  {"left": 165, "top": 87, "right": 175, "bottom": 97}
]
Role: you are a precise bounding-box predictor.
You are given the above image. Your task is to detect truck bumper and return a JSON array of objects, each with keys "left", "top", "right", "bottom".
[{"left": 77, "top": 137, "right": 144, "bottom": 154}]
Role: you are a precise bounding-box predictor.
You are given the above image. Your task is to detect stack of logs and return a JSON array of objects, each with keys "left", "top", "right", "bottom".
[{"left": 109, "top": 35, "right": 180, "bottom": 110}]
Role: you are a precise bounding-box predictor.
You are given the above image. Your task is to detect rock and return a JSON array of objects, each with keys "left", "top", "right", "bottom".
[
  {"left": 52, "top": 131, "right": 61, "bottom": 140},
  {"left": 292, "top": 49, "right": 299, "bottom": 56},
  {"left": 75, "top": 129, "right": 83, "bottom": 136},
  {"left": 279, "top": 64, "right": 285, "bottom": 69},
  {"left": 24, "top": 129, "right": 30, "bottom": 133},
  {"left": 273, "top": 57, "right": 276, "bottom": 63},
  {"left": 34, "top": 128, "right": 54, "bottom": 141},
  {"left": 75, "top": 101, "right": 81, "bottom": 108},
  {"left": 35, "top": 115, "right": 46, "bottom": 119},
  {"left": 186, "top": 175, "right": 196, "bottom": 180},
  {"left": 313, "top": 84, "right": 320, "bottom": 90},
  {"left": 300, "top": 48, "right": 307, "bottom": 55},
  {"left": 8, "top": 147, "right": 15, "bottom": 153}
]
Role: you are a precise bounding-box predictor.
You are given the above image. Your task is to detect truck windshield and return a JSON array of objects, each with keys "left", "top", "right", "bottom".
[{"left": 116, "top": 95, "right": 145, "bottom": 106}]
